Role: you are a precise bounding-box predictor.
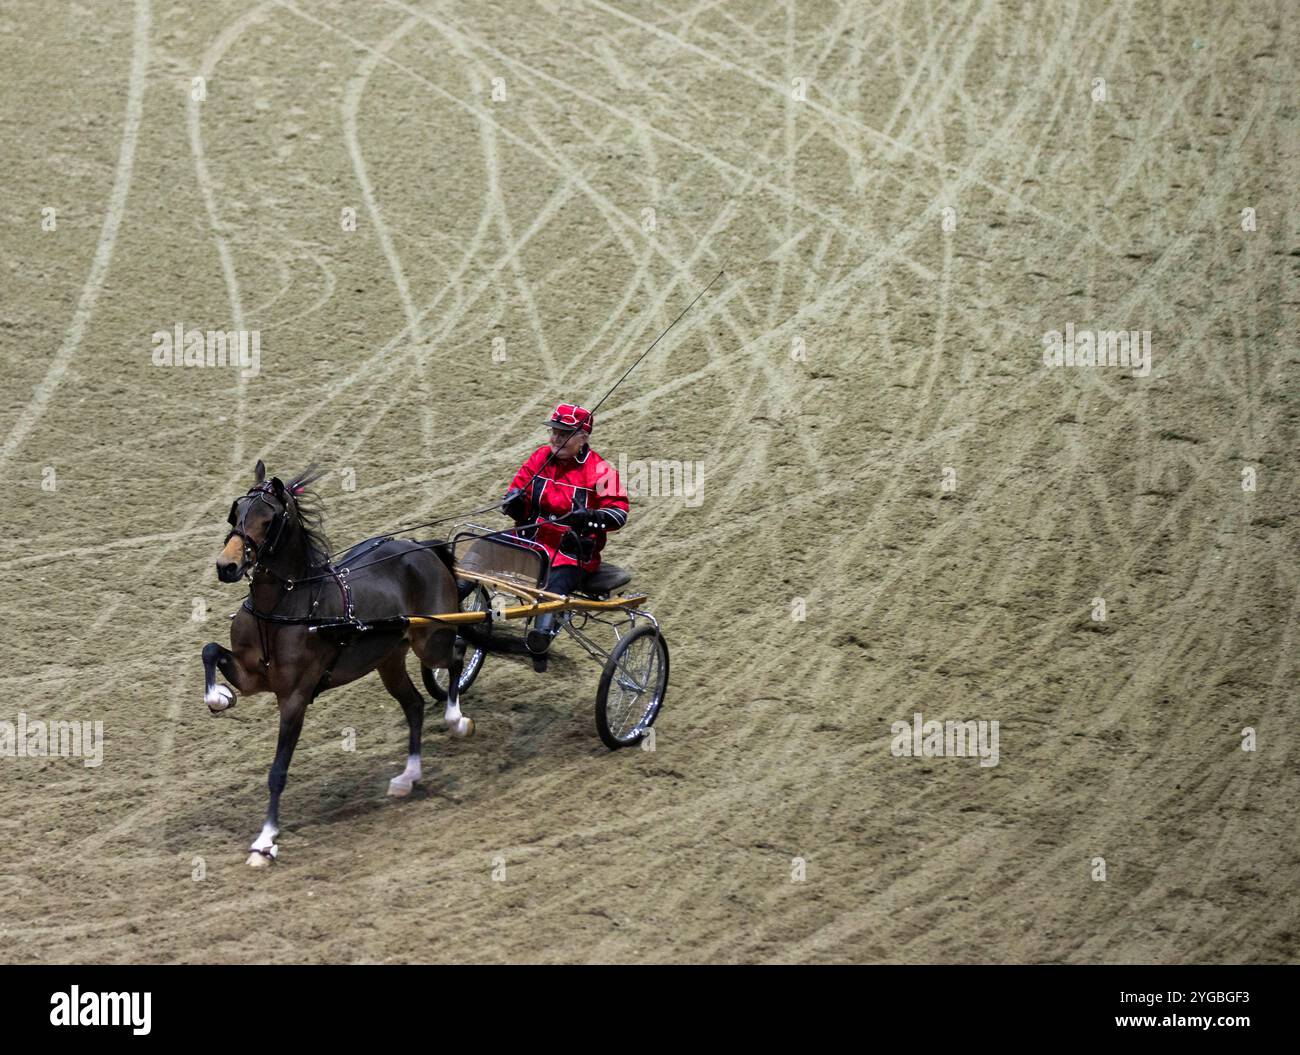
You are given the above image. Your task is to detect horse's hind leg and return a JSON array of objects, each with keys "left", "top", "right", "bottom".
[
  {"left": 442, "top": 634, "right": 474, "bottom": 739},
  {"left": 377, "top": 648, "right": 425, "bottom": 797},
  {"left": 412, "top": 627, "right": 475, "bottom": 739}
]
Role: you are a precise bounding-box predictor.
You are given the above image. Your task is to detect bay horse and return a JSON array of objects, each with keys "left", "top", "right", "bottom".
[{"left": 202, "top": 460, "right": 472, "bottom": 867}]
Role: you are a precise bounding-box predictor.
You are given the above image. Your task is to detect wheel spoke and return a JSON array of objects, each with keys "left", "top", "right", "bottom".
[{"left": 607, "top": 635, "right": 662, "bottom": 740}]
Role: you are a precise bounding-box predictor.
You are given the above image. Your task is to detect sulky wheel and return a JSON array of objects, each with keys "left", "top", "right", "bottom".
[
  {"left": 595, "top": 625, "right": 669, "bottom": 750},
  {"left": 422, "top": 585, "right": 490, "bottom": 701}
]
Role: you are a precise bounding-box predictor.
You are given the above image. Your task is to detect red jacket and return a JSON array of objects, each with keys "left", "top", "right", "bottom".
[{"left": 507, "top": 444, "right": 629, "bottom": 572}]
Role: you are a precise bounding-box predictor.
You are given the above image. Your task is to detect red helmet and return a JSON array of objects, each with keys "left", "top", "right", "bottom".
[{"left": 544, "top": 402, "right": 593, "bottom": 434}]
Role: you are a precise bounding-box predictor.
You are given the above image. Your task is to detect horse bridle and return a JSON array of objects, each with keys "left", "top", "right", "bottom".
[{"left": 224, "top": 483, "right": 290, "bottom": 576}]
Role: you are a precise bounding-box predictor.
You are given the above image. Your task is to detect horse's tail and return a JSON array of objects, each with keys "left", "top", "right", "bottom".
[
  {"left": 425, "top": 539, "right": 456, "bottom": 575},
  {"left": 422, "top": 540, "right": 531, "bottom": 654}
]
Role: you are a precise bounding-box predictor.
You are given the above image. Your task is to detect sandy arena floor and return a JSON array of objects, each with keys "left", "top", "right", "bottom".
[{"left": 0, "top": 0, "right": 1296, "bottom": 962}]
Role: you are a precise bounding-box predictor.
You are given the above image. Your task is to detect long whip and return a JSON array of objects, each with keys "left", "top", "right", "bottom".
[{"left": 388, "top": 267, "right": 725, "bottom": 536}]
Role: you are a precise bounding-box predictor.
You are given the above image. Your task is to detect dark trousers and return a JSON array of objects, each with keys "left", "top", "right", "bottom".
[{"left": 528, "top": 564, "right": 583, "bottom": 652}]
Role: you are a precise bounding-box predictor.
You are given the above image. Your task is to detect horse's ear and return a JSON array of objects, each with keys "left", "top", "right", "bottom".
[
  {"left": 254, "top": 459, "right": 266, "bottom": 483},
  {"left": 270, "top": 476, "right": 285, "bottom": 497}
]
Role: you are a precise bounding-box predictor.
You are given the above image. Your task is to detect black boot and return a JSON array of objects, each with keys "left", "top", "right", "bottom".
[
  {"left": 526, "top": 615, "right": 558, "bottom": 673},
  {"left": 526, "top": 566, "right": 578, "bottom": 673}
]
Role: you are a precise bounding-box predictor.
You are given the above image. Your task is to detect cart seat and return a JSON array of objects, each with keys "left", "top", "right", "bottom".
[{"left": 577, "top": 563, "right": 633, "bottom": 598}]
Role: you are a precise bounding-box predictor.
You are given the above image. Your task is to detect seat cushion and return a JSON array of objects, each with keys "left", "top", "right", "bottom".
[{"left": 579, "top": 563, "right": 632, "bottom": 596}]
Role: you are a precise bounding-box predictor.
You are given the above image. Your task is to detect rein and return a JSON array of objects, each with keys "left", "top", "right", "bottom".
[{"left": 222, "top": 487, "right": 571, "bottom": 662}]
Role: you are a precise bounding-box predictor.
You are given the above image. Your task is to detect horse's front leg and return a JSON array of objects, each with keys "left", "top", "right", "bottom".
[
  {"left": 248, "top": 689, "right": 310, "bottom": 867},
  {"left": 201, "top": 641, "right": 260, "bottom": 714}
]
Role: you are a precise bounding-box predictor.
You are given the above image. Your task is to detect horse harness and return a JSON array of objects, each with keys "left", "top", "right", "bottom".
[
  {"left": 224, "top": 482, "right": 289, "bottom": 571},
  {"left": 228, "top": 487, "right": 394, "bottom": 689}
]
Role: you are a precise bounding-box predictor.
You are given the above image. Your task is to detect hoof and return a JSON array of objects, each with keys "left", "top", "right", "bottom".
[
  {"left": 246, "top": 849, "right": 275, "bottom": 868},
  {"left": 206, "top": 684, "right": 236, "bottom": 715},
  {"left": 387, "top": 778, "right": 413, "bottom": 797},
  {"left": 448, "top": 716, "right": 475, "bottom": 739}
]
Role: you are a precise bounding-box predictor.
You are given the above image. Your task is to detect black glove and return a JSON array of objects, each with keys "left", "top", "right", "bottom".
[
  {"left": 501, "top": 488, "right": 528, "bottom": 520},
  {"left": 553, "top": 507, "right": 624, "bottom": 531},
  {"left": 558, "top": 528, "right": 597, "bottom": 561}
]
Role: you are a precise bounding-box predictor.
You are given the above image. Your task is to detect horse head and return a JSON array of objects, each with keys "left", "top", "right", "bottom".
[{"left": 217, "top": 461, "right": 286, "bottom": 581}]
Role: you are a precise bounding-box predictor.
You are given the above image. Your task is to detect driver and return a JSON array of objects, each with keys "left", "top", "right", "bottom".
[{"left": 501, "top": 403, "right": 629, "bottom": 671}]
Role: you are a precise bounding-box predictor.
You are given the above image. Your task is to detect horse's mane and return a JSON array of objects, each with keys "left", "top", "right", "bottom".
[{"left": 286, "top": 467, "right": 331, "bottom": 566}]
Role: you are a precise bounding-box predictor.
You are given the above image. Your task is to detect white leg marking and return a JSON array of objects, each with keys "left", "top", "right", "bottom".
[
  {"left": 387, "top": 753, "right": 422, "bottom": 797},
  {"left": 444, "top": 698, "right": 472, "bottom": 738},
  {"left": 205, "top": 684, "right": 235, "bottom": 713},
  {"left": 247, "top": 822, "right": 278, "bottom": 867}
]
